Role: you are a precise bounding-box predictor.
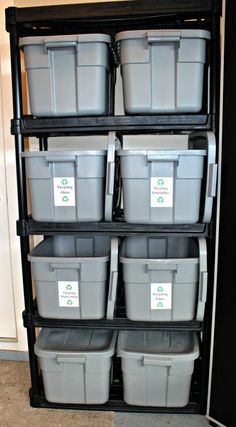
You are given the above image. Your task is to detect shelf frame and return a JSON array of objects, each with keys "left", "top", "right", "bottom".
[{"left": 5, "top": 0, "right": 221, "bottom": 415}]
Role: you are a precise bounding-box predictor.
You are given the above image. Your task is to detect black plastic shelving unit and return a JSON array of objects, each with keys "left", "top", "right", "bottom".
[{"left": 6, "top": 0, "right": 221, "bottom": 414}]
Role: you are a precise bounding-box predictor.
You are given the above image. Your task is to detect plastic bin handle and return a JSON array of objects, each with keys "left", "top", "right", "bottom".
[
  {"left": 108, "top": 271, "right": 118, "bottom": 302},
  {"left": 146, "top": 262, "right": 178, "bottom": 272},
  {"left": 45, "top": 41, "right": 77, "bottom": 50},
  {"left": 105, "top": 131, "right": 119, "bottom": 222},
  {"left": 50, "top": 263, "right": 81, "bottom": 271},
  {"left": 200, "top": 271, "right": 208, "bottom": 303},
  {"left": 146, "top": 31, "right": 181, "bottom": 45},
  {"left": 196, "top": 238, "right": 208, "bottom": 321},
  {"left": 106, "top": 237, "right": 119, "bottom": 320},
  {"left": 56, "top": 355, "right": 86, "bottom": 364},
  {"left": 107, "top": 162, "right": 115, "bottom": 195},
  {"left": 207, "top": 163, "right": 218, "bottom": 197},
  {"left": 143, "top": 356, "right": 172, "bottom": 367},
  {"left": 45, "top": 155, "right": 77, "bottom": 163},
  {"left": 147, "top": 154, "right": 179, "bottom": 164}
]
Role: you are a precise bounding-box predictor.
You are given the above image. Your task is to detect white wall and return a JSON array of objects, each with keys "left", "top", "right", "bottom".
[{"left": 0, "top": 0, "right": 27, "bottom": 351}]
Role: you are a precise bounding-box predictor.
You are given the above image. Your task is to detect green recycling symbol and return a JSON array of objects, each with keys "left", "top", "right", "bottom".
[
  {"left": 157, "top": 196, "right": 164, "bottom": 203},
  {"left": 157, "top": 302, "right": 163, "bottom": 308},
  {"left": 62, "top": 178, "right": 68, "bottom": 185},
  {"left": 157, "top": 286, "right": 164, "bottom": 292},
  {"left": 67, "top": 299, "right": 73, "bottom": 305},
  {"left": 66, "top": 284, "right": 72, "bottom": 290},
  {"left": 157, "top": 179, "right": 164, "bottom": 185},
  {"left": 62, "top": 196, "right": 69, "bottom": 202}
]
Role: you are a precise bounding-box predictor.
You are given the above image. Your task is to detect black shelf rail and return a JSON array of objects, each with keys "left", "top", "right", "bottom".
[
  {"left": 17, "top": 219, "right": 208, "bottom": 237},
  {"left": 23, "top": 310, "right": 203, "bottom": 332},
  {"left": 29, "top": 391, "right": 200, "bottom": 414},
  {"left": 11, "top": 114, "right": 211, "bottom": 135},
  {"left": 6, "top": 0, "right": 220, "bottom": 36}
]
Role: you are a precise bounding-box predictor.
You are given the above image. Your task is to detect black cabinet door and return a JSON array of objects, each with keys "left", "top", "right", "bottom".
[{"left": 209, "top": 1, "right": 236, "bottom": 426}]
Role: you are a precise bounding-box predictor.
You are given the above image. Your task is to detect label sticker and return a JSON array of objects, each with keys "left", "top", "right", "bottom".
[
  {"left": 58, "top": 281, "right": 79, "bottom": 307},
  {"left": 151, "top": 283, "right": 172, "bottom": 310},
  {"left": 150, "top": 177, "right": 173, "bottom": 208},
  {"left": 53, "top": 177, "right": 75, "bottom": 206}
]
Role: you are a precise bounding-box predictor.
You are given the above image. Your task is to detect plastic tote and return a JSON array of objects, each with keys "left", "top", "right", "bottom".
[
  {"left": 117, "top": 330, "right": 199, "bottom": 407},
  {"left": 118, "top": 132, "right": 217, "bottom": 224},
  {"left": 19, "top": 33, "right": 111, "bottom": 116},
  {"left": 115, "top": 29, "right": 210, "bottom": 113},
  {"left": 22, "top": 132, "right": 117, "bottom": 222},
  {"left": 28, "top": 235, "right": 119, "bottom": 320},
  {"left": 120, "top": 236, "right": 207, "bottom": 321},
  {"left": 35, "top": 328, "right": 117, "bottom": 404}
]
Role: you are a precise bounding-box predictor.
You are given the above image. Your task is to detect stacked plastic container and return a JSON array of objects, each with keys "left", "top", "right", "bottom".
[
  {"left": 115, "top": 28, "right": 213, "bottom": 408},
  {"left": 20, "top": 33, "right": 119, "bottom": 405},
  {"left": 20, "top": 26, "right": 215, "bottom": 408}
]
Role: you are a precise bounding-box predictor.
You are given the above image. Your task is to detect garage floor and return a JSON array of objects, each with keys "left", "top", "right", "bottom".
[{"left": 0, "top": 360, "right": 210, "bottom": 427}]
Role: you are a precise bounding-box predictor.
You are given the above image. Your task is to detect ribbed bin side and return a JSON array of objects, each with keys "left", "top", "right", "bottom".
[
  {"left": 121, "top": 236, "right": 200, "bottom": 321},
  {"left": 119, "top": 150, "right": 206, "bottom": 224},
  {"left": 20, "top": 34, "right": 111, "bottom": 116},
  {"left": 29, "top": 236, "right": 110, "bottom": 319},
  {"left": 117, "top": 330, "right": 199, "bottom": 407},
  {"left": 23, "top": 151, "right": 106, "bottom": 222},
  {"left": 116, "top": 29, "right": 210, "bottom": 114},
  {"left": 35, "top": 329, "right": 117, "bottom": 404}
]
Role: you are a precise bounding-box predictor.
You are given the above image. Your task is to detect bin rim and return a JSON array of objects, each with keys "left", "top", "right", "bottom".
[
  {"left": 19, "top": 33, "right": 111, "bottom": 47},
  {"left": 28, "top": 235, "right": 111, "bottom": 262},
  {"left": 115, "top": 29, "right": 211, "bottom": 42},
  {"left": 120, "top": 255, "right": 199, "bottom": 265},
  {"left": 118, "top": 148, "right": 207, "bottom": 156},
  {"left": 22, "top": 150, "right": 106, "bottom": 158},
  {"left": 35, "top": 329, "right": 118, "bottom": 359},
  {"left": 117, "top": 331, "right": 199, "bottom": 361},
  {"left": 28, "top": 254, "right": 110, "bottom": 263}
]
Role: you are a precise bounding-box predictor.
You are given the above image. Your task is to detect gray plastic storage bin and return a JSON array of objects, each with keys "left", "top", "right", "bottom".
[
  {"left": 120, "top": 236, "right": 207, "bottom": 321},
  {"left": 117, "top": 330, "right": 199, "bottom": 407},
  {"left": 23, "top": 132, "right": 118, "bottom": 222},
  {"left": 19, "top": 34, "right": 111, "bottom": 116},
  {"left": 116, "top": 29, "right": 210, "bottom": 113},
  {"left": 35, "top": 328, "right": 117, "bottom": 404},
  {"left": 29, "top": 235, "right": 116, "bottom": 319},
  {"left": 119, "top": 132, "right": 217, "bottom": 224}
]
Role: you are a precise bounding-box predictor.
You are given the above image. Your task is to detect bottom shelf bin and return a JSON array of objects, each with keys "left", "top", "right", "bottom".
[{"left": 35, "top": 328, "right": 117, "bottom": 404}]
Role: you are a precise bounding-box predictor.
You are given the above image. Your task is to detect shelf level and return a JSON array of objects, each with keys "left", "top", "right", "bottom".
[
  {"left": 6, "top": 1, "right": 220, "bottom": 36},
  {"left": 30, "top": 393, "right": 200, "bottom": 414},
  {"left": 12, "top": 115, "right": 211, "bottom": 136},
  {"left": 23, "top": 310, "right": 204, "bottom": 331},
  {"left": 17, "top": 219, "right": 208, "bottom": 237}
]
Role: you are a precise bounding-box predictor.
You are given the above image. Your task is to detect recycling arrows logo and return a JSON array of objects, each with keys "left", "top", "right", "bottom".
[
  {"left": 62, "top": 178, "right": 68, "bottom": 185},
  {"left": 157, "top": 178, "right": 164, "bottom": 185}
]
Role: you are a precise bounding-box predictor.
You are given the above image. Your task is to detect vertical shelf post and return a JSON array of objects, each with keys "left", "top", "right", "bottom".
[{"left": 8, "top": 7, "right": 40, "bottom": 397}]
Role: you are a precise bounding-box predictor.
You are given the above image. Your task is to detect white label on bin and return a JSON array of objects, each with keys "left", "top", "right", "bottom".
[
  {"left": 151, "top": 283, "right": 172, "bottom": 310},
  {"left": 53, "top": 177, "right": 75, "bottom": 207},
  {"left": 58, "top": 281, "right": 79, "bottom": 307},
  {"left": 150, "top": 177, "right": 173, "bottom": 208}
]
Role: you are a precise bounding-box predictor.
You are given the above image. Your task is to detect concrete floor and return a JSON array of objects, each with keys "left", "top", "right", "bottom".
[{"left": 0, "top": 360, "right": 210, "bottom": 427}]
